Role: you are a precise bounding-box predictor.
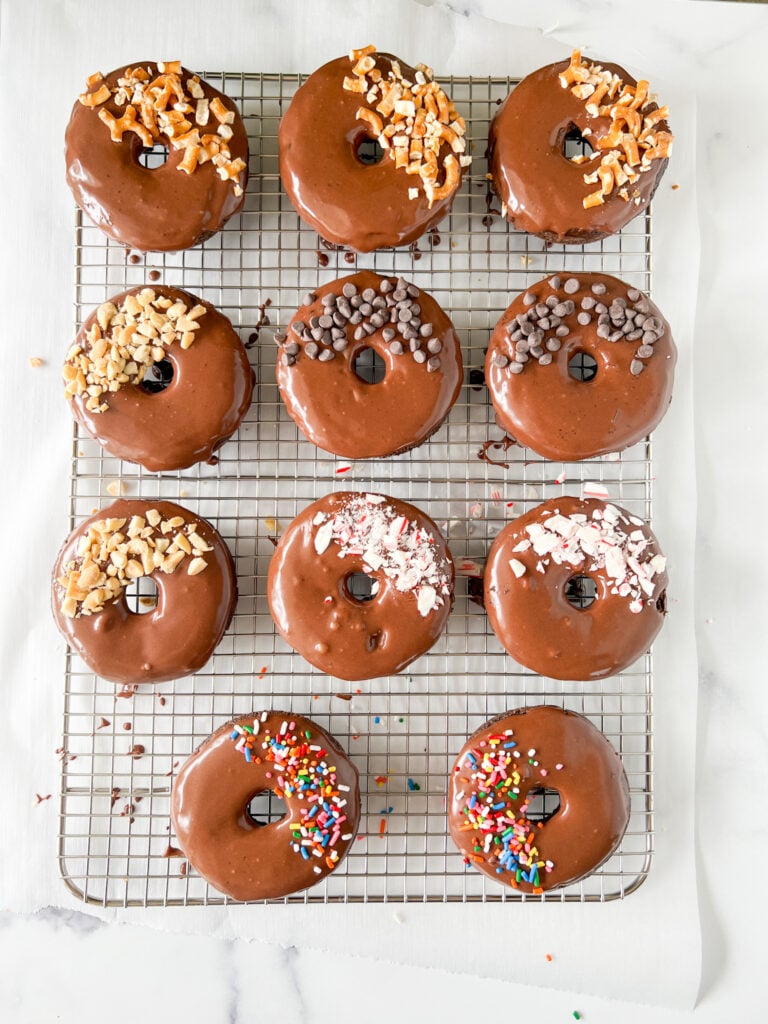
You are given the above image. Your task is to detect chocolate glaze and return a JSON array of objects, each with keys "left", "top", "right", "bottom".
[
  {"left": 484, "top": 497, "right": 668, "bottom": 680},
  {"left": 448, "top": 706, "right": 630, "bottom": 891},
  {"left": 51, "top": 499, "right": 237, "bottom": 684},
  {"left": 277, "top": 271, "right": 462, "bottom": 459},
  {"left": 486, "top": 273, "right": 676, "bottom": 461},
  {"left": 279, "top": 55, "right": 462, "bottom": 252},
  {"left": 171, "top": 712, "right": 360, "bottom": 901},
  {"left": 65, "top": 62, "right": 249, "bottom": 252},
  {"left": 268, "top": 492, "right": 454, "bottom": 681},
  {"left": 487, "top": 59, "right": 670, "bottom": 243},
  {"left": 69, "top": 286, "right": 254, "bottom": 472}
]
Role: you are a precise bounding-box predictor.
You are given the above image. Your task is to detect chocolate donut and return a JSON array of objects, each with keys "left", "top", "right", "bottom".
[
  {"left": 172, "top": 712, "right": 360, "bottom": 901},
  {"left": 448, "top": 706, "right": 630, "bottom": 892},
  {"left": 279, "top": 45, "right": 469, "bottom": 252},
  {"left": 63, "top": 285, "right": 254, "bottom": 472},
  {"left": 66, "top": 61, "right": 248, "bottom": 251},
  {"left": 276, "top": 271, "right": 462, "bottom": 459},
  {"left": 484, "top": 497, "right": 668, "bottom": 680},
  {"left": 52, "top": 499, "right": 237, "bottom": 685},
  {"left": 268, "top": 491, "right": 454, "bottom": 681},
  {"left": 488, "top": 51, "right": 673, "bottom": 244},
  {"left": 485, "top": 273, "right": 676, "bottom": 462}
]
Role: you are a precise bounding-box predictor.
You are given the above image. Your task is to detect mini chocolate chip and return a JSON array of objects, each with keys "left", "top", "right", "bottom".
[
  {"left": 418, "top": 323, "right": 434, "bottom": 339},
  {"left": 510, "top": 329, "right": 523, "bottom": 342},
  {"left": 637, "top": 344, "right": 654, "bottom": 358},
  {"left": 634, "top": 313, "right": 647, "bottom": 328},
  {"left": 382, "top": 328, "right": 395, "bottom": 342},
  {"left": 409, "top": 337, "right": 421, "bottom": 352},
  {"left": 407, "top": 284, "right": 420, "bottom": 298},
  {"left": 627, "top": 288, "right": 641, "bottom": 302},
  {"left": 311, "top": 327, "right": 324, "bottom": 341},
  {"left": 522, "top": 291, "right": 536, "bottom": 306},
  {"left": 332, "top": 337, "right": 348, "bottom": 352},
  {"left": 317, "top": 314, "right": 332, "bottom": 329},
  {"left": 361, "top": 288, "right": 376, "bottom": 303},
  {"left": 535, "top": 303, "right": 549, "bottom": 318},
  {"left": 597, "top": 324, "right": 612, "bottom": 339},
  {"left": 358, "top": 303, "right": 372, "bottom": 317},
  {"left": 331, "top": 327, "right": 346, "bottom": 340},
  {"left": 630, "top": 359, "right": 644, "bottom": 375},
  {"left": 273, "top": 331, "right": 286, "bottom": 344},
  {"left": 363, "top": 322, "right": 376, "bottom": 336},
  {"left": 410, "top": 303, "right": 421, "bottom": 317},
  {"left": 284, "top": 341, "right": 299, "bottom": 355},
  {"left": 621, "top": 321, "right": 634, "bottom": 334},
  {"left": 529, "top": 345, "right": 544, "bottom": 358},
  {"left": 282, "top": 352, "right": 295, "bottom": 366},
  {"left": 545, "top": 337, "right": 562, "bottom": 352},
  {"left": 594, "top": 302, "right": 607, "bottom": 315},
  {"left": 577, "top": 312, "right": 592, "bottom": 326},
  {"left": 413, "top": 349, "right": 427, "bottom": 364},
  {"left": 509, "top": 361, "right": 524, "bottom": 375},
  {"left": 392, "top": 288, "right": 407, "bottom": 302},
  {"left": 626, "top": 329, "right": 643, "bottom": 341},
  {"left": 553, "top": 302, "right": 569, "bottom": 318},
  {"left": 515, "top": 339, "right": 529, "bottom": 354},
  {"left": 305, "top": 342, "right": 319, "bottom": 359},
  {"left": 372, "top": 295, "right": 387, "bottom": 310},
  {"left": 642, "top": 331, "right": 658, "bottom": 345},
  {"left": 538, "top": 353, "right": 553, "bottom": 365},
  {"left": 309, "top": 315, "right": 321, "bottom": 329},
  {"left": 520, "top": 321, "right": 534, "bottom": 337},
  {"left": 426, "top": 338, "right": 442, "bottom": 354},
  {"left": 349, "top": 311, "right": 363, "bottom": 325},
  {"left": 549, "top": 276, "right": 561, "bottom": 290},
  {"left": 546, "top": 295, "right": 559, "bottom": 310},
  {"left": 318, "top": 348, "right": 335, "bottom": 362},
  {"left": 369, "top": 313, "right": 384, "bottom": 329},
  {"left": 350, "top": 295, "right": 362, "bottom": 309},
  {"left": 322, "top": 292, "right": 336, "bottom": 307},
  {"left": 591, "top": 282, "right": 607, "bottom": 295},
  {"left": 292, "top": 321, "right": 305, "bottom": 335},
  {"left": 581, "top": 296, "right": 596, "bottom": 310},
  {"left": 353, "top": 326, "right": 365, "bottom": 341},
  {"left": 563, "top": 278, "right": 579, "bottom": 294},
  {"left": 426, "top": 356, "right": 441, "bottom": 372},
  {"left": 645, "top": 316, "right": 662, "bottom": 333},
  {"left": 342, "top": 283, "right": 357, "bottom": 298},
  {"left": 555, "top": 325, "right": 570, "bottom": 338},
  {"left": 332, "top": 312, "right": 346, "bottom": 328},
  {"left": 635, "top": 298, "right": 650, "bottom": 314},
  {"left": 389, "top": 340, "right": 404, "bottom": 355},
  {"left": 398, "top": 307, "right": 412, "bottom": 322},
  {"left": 609, "top": 330, "right": 624, "bottom": 343},
  {"left": 302, "top": 292, "right": 315, "bottom": 306},
  {"left": 538, "top": 317, "right": 551, "bottom": 330},
  {"left": 515, "top": 351, "right": 529, "bottom": 364},
  {"left": 380, "top": 279, "right": 393, "bottom": 293},
  {"left": 493, "top": 353, "right": 509, "bottom": 368}
]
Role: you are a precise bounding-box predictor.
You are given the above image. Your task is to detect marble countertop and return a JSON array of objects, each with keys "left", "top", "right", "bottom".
[{"left": 1, "top": 0, "right": 766, "bottom": 1020}]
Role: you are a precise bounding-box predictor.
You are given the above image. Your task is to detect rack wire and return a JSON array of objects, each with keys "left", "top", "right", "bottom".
[{"left": 59, "top": 72, "right": 654, "bottom": 906}]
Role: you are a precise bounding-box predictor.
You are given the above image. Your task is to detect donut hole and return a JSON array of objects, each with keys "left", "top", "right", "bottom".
[
  {"left": 139, "top": 358, "right": 174, "bottom": 394},
  {"left": 353, "top": 347, "right": 386, "bottom": 385},
  {"left": 124, "top": 575, "right": 158, "bottom": 615},
  {"left": 562, "top": 123, "right": 595, "bottom": 161},
  {"left": 137, "top": 142, "right": 170, "bottom": 169},
  {"left": 344, "top": 572, "right": 379, "bottom": 603},
  {"left": 525, "top": 787, "right": 561, "bottom": 823},
  {"left": 568, "top": 351, "right": 598, "bottom": 383},
  {"left": 355, "top": 136, "right": 386, "bottom": 166},
  {"left": 564, "top": 574, "right": 597, "bottom": 609},
  {"left": 246, "top": 790, "right": 287, "bottom": 829}
]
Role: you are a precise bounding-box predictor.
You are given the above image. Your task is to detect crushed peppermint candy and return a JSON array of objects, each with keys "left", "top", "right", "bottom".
[{"left": 312, "top": 493, "right": 451, "bottom": 616}]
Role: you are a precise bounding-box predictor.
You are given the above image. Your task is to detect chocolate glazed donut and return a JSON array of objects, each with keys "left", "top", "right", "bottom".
[
  {"left": 172, "top": 712, "right": 360, "bottom": 901},
  {"left": 65, "top": 61, "right": 249, "bottom": 252},
  {"left": 51, "top": 499, "right": 237, "bottom": 685},
  {"left": 484, "top": 497, "right": 668, "bottom": 681},
  {"left": 268, "top": 492, "right": 454, "bottom": 681},
  {"left": 276, "top": 271, "right": 462, "bottom": 459},
  {"left": 448, "top": 706, "right": 630, "bottom": 892},
  {"left": 488, "top": 53, "right": 672, "bottom": 243},
  {"left": 65, "top": 285, "right": 254, "bottom": 472},
  {"left": 485, "top": 273, "right": 676, "bottom": 461}
]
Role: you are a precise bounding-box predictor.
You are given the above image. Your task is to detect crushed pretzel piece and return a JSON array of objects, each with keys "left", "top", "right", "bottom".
[{"left": 79, "top": 83, "right": 111, "bottom": 107}]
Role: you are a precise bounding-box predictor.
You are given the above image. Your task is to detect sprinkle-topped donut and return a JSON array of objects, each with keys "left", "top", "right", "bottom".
[
  {"left": 279, "top": 45, "right": 470, "bottom": 251},
  {"left": 448, "top": 706, "right": 630, "bottom": 892},
  {"left": 488, "top": 51, "right": 672, "bottom": 243},
  {"left": 276, "top": 271, "right": 463, "bottom": 459},
  {"left": 172, "top": 712, "right": 360, "bottom": 901},
  {"left": 268, "top": 491, "right": 454, "bottom": 681},
  {"left": 66, "top": 61, "right": 249, "bottom": 251},
  {"left": 485, "top": 272, "right": 676, "bottom": 461},
  {"left": 51, "top": 499, "right": 237, "bottom": 684},
  {"left": 484, "top": 496, "right": 668, "bottom": 680}
]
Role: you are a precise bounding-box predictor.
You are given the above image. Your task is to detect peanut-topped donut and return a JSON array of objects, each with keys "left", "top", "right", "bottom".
[
  {"left": 51, "top": 499, "right": 237, "bottom": 685},
  {"left": 448, "top": 706, "right": 630, "bottom": 892},
  {"left": 66, "top": 61, "right": 248, "bottom": 251},
  {"left": 484, "top": 497, "right": 668, "bottom": 681},
  {"left": 276, "top": 271, "right": 462, "bottom": 459},
  {"left": 268, "top": 492, "right": 454, "bottom": 681},
  {"left": 63, "top": 285, "right": 254, "bottom": 472},
  {"left": 488, "top": 51, "right": 673, "bottom": 243},
  {"left": 172, "top": 712, "right": 360, "bottom": 901},
  {"left": 485, "top": 273, "right": 676, "bottom": 461},
  {"left": 279, "top": 45, "right": 470, "bottom": 252}
]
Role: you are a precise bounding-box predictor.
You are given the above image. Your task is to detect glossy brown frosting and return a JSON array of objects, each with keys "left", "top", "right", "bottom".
[
  {"left": 268, "top": 491, "right": 454, "bottom": 681},
  {"left": 485, "top": 272, "right": 676, "bottom": 461},
  {"left": 279, "top": 54, "right": 462, "bottom": 252},
  {"left": 171, "top": 711, "right": 360, "bottom": 901},
  {"left": 488, "top": 59, "right": 670, "bottom": 243},
  {"left": 68, "top": 285, "right": 254, "bottom": 472},
  {"left": 484, "top": 496, "right": 668, "bottom": 680},
  {"left": 448, "top": 706, "right": 630, "bottom": 891},
  {"left": 276, "top": 270, "right": 462, "bottom": 459},
  {"left": 65, "top": 62, "right": 249, "bottom": 252},
  {"left": 51, "top": 499, "right": 237, "bottom": 684}
]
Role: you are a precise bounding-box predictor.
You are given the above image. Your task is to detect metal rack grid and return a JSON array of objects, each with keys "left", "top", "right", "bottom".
[{"left": 59, "top": 72, "right": 655, "bottom": 906}]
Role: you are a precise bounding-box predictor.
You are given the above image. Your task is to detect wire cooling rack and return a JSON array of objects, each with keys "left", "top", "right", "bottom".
[{"left": 59, "top": 72, "right": 655, "bottom": 906}]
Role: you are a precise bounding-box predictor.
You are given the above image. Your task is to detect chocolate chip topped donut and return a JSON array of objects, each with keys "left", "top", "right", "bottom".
[
  {"left": 63, "top": 285, "right": 254, "bottom": 472},
  {"left": 268, "top": 492, "right": 454, "bottom": 681},
  {"left": 484, "top": 496, "right": 668, "bottom": 680},
  {"left": 485, "top": 273, "right": 676, "bottom": 461},
  {"left": 172, "top": 712, "right": 360, "bottom": 901},
  {"left": 448, "top": 706, "right": 630, "bottom": 892},
  {"left": 488, "top": 51, "right": 672, "bottom": 243},
  {"left": 276, "top": 271, "right": 462, "bottom": 459},
  {"left": 51, "top": 499, "right": 237, "bottom": 684},
  {"left": 279, "top": 45, "right": 470, "bottom": 251},
  {"left": 66, "top": 61, "right": 248, "bottom": 251}
]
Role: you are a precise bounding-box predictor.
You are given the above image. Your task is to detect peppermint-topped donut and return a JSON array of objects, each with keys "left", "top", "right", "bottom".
[
  {"left": 276, "top": 271, "right": 463, "bottom": 459},
  {"left": 267, "top": 492, "right": 454, "bottom": 680},
  {"left": 66, "top": 61, "right": 249, "bottom": 251},
  {"left": 488, "top": 51, "right": 672, "bottom": 243},
  {"left": 484, "top": 497, "right": 668, "bottom": 680},
  {"left": 485, "top": 273, "right": 676, "bottom": 461},
  {"left": 448, "top": 706, "right": 630, "bottom": 892},
  {"left": 279, "top": 45, "right": 470, "bottom": 251}
]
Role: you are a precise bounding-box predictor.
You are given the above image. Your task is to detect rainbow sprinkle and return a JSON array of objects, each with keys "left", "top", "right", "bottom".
[
  {"left": 230, "top": 715, "right": 352, "bottom": 870},
  {"left": 457, "top": 728, "right": 555, "bottom": 891}
]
